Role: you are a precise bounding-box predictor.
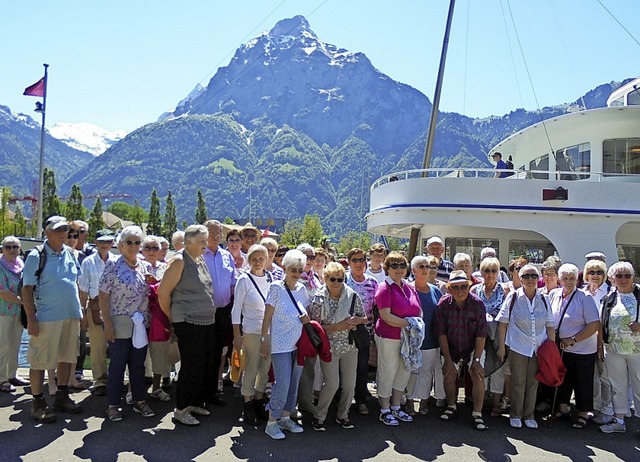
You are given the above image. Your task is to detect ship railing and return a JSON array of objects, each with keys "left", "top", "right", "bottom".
[{"left": 371, "top": 168, "right": 640, "bottom": 190}]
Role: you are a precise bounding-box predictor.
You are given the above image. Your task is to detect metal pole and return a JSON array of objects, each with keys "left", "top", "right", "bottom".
[
  {"left": 36, "top": 63, "right": 49, "bottom": 239},
  {"left": 422, "top": 0, "right": 456, "bottom": 171}
]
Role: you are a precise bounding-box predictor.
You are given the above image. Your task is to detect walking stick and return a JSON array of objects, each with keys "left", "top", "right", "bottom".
[{"left": 548, "top": 347, "right": 564, "bottom": 429}]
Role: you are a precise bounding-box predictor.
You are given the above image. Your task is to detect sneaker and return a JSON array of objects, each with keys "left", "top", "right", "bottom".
[
  {"left": 189, "top": 406, "right": 210, "bottom": 416},
  {"left": 524, "top": 419, "right": 538, "bottom": 429},
  {"left": 133, "top": 401, "right": 155, "bottom": 417},
  {"left": 593, "top": 413, "right": 615, "bottom": 425},
  {"left": 8, "top": 377, "right": 30, "bottom": 387},
  {"left": 31, "top": 396, "right": 56, "bottom": 423},
  {"left": 336, "top": 417, "right": 354, "bottom": 429},
  {"left": 278, "top": 417, "right": 304, "bottom": 433},
  {"left": 53, "top": 391, "right": 82, "bottom": 414},
  {"left": 510, "top": 418, "right": 522, "bottom": 429},
  {"left": 150, "top": 388, "right": 171, "bottom": 402},
  {"left": 391, "top": 409, "right": 414, "bottom": 423},
  {"left": 312, "top": 418, "right": 326, "bottom": 431},
  {"left": 600, "top": 421, "right": 626, "bottom": 433},
  {"left": 125, "top": 390, "right": 133, "bottom": 405},
  {"left": 265, "top": 422, "right": 285, "bottom": 440},
  {"left": 356, "top": 403, "right": 369, "bottom": 415},
  {"left": 107, "top": 407, "right": 123, "bottom": 422},
  {"left": 0, "top": 381, "right": 16, "bottom": 392},
  {"left": 173, "top": 408, "right": 200, "bottom": 426}
]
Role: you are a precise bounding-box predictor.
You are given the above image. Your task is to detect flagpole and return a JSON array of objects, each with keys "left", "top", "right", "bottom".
[{"left": 36, "top": 64, "right": 48, "bottom": 239}]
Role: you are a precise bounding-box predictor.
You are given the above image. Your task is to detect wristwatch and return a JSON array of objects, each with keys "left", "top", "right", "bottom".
[
  {"left": 473, "top": 357, "right": 481, "bottom": 363},
  {"left": 260, "top": 336, "right": 268, "bottom": 342},
  {"left": 571, "top": 336, "right": 577, "bottom": 344}
]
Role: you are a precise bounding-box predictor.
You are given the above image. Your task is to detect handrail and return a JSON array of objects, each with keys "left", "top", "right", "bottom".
[{"left": 371, "top": 168, "right": 640, "bottom": 190}]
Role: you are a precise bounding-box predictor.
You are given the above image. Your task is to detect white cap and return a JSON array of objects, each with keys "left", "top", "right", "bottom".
[{"left": 426, "top": 236, "right": 444, "bottom": 247}]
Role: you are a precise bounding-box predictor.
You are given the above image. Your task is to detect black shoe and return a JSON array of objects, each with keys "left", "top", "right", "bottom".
[
  {"left": 243, "top": 401, "right": 259, "bottom": 426},
  {"left": 254, "top": 398, "right": 269, "bottom": 421},
  {"left": 312, "top": 418, "right": 326, "bottom": 432},
  {"left": 208, "top": 392, "right": 226, "bottom": 407},
  {"left": 9, "top": 377, "right": 30, "bottom": 387},
  {"left": 161, "top": 377, "right": 172, "bottom": 391},
  {"left": 31, "top": 396, "right": 57, "bottom": 423},
  {"left": 92, "top": 385, "right": 107, "bottom": 396},
  {"left": 54, "top": 390, "right": 82, "bottom": 414}
]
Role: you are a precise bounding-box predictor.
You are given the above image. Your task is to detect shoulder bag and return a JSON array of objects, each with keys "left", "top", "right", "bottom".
[
  {"left": 348, "top": 293, "right": 370, "bottom": 349},
  {"left": 285, "top": 284, "right": 322, "bottom": 350}
]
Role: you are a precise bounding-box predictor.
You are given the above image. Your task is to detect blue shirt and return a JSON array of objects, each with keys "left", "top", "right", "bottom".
[
  {"left": 203, "top": 246, "right": 236, "bottom": 308},
  {"left": 417, "top": 284, "right": 442, "bottom": 350},
  {"left": 23, "top": 241, "right": 82, "bottom": 322},
  {"left": 495, "top": 159, "right": 508, "bottom": 178}
]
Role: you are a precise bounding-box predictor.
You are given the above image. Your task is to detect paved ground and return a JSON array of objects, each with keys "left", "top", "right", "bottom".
[{"left": 1, "top": 369, "right": 639, "bottom": 462}]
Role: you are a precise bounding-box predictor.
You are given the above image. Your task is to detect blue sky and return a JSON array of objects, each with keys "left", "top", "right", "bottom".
[{"left": 2, "top": 0, "right": 638, "bottom": 132}]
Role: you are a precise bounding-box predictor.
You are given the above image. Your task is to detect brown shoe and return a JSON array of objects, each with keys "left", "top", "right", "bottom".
[
  {"left": 31, "top": 396, "right": 57, "bottom": 423},
  {"left": 53, "top": 390, "right": 82, "bottom": 414}
]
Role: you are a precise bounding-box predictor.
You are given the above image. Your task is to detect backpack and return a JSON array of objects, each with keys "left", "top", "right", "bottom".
[
  {"left": 504, "top": 157, "right": 515, "bottom": 177},
  {"left": 18, "top": 245, "right": 48, "bottom": 329}
]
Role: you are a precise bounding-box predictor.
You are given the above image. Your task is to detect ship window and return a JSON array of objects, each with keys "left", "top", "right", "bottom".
[
  {"left": 443, "top": 238, "right": 500, "bottom": 269},
  {"left": 555, "top": 143, "right": 590, "bottom": 180},
  {"left": 529, "top": 154, "right": 549, "bottom": 179},
  {"left": 609, "top": 96, "right": 624, "bottom": 107},
  {"left": 628, "top": 89, "right": 640, "bottom": 106},
  {"left": 616, "top": 244, "right": 640, "bottom": 278},
  {"left": 603, "top": 138, "right": 640, "bottom": 174},
  {"left": 509, "top": 240, "right": 557, "bottom": 265}
]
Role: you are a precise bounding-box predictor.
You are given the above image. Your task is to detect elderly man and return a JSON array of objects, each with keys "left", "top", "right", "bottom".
[
  {"left": 171, "top": 231, "right": 185, "bottom": 251},
  {"left": 78, "top": 229, "right": 118, "bottom": 397},
  {"left": 203, "top": 219, "right": 236, "bottom": 406},
  {"left": 22, "top": 216, "right": 83, "bottom": 423},
  {"left": 240, "top": 223, "right": 260, "bottom": 255},
  {"left": 435, "top": 270, "right": 489, "bottom": 431},
  {"left": 73, "top": 220, "right": 94, "bottom": 261},
  {"left": 425, "top": 236, "right": 453, "bottom": 281}
]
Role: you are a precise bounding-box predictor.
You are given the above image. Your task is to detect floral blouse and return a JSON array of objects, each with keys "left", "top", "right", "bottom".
[
  {"left": 607, "top": 292, "right": 640, "bottom": 355},
  {"left": 99, "top": 256, "right": 152, "bottom": 321}
]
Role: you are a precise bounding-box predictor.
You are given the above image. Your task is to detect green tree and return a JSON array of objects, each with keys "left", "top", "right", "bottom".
[
  {"left": 147, "top": 189, "right": 162, "bottom": 236},
  {"left": 12, "top": 203, "right": 27, "bottom": 237},
  {"left": 195, "top": 190, "right": 207, "bottom": 224},
  {"left": 162, "top": 191, "right": 177, "bottom": 240},
  {"left": 279, "top": 218, "right": 303, "bottom": 247},
  {"left": 88, "top": 198, "right": 105, "bottom": 240},
  {"left": 336, "top": 231, "right": 372, "bottom": 255},
  {"left": 64, "top": 184, "right": 85, "bottom": 221},
  {"left": 223, "top": 216, "right": 235, "bottom": 225},
  {"left": 130, "top": 200, "right": 145, "bottom": 227},
  {"left": 0, "top": 186, "right": 11, "bottom": 237},
  {"left": 181, "top": 220, "right": 188, "bottom": 230},
  {"left": 300, "top": 213, "right": 324, "bottom": 247},
  {"left": 42, "top": 168, "right": 62, "bottom": 219},
  {"left": 107, "top": 201, "right": 134, "bottom": 220}
]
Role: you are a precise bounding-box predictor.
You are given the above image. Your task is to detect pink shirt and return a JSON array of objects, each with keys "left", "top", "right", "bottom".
[{"left": 374, "top": 276, "right": 421, "bottom": 340}]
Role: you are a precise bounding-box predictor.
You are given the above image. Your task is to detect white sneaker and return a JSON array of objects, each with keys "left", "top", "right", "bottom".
[
  {"left": 278, "top": 417, "right": 304, "bottom": 433},
  {"left": 524, "top": 419, "right": 538, "bottom": 429},
  {"left": 600, "top": 421, "right": 626, "bottom": 433},
  {"left": 265, "top": 422, "right": 285, "bottom": 440},
  {"left": 510, "top": 418, "right": 522, "bottom": 428},
  {"left": 125, "top": 390, "right": 133, "bottom": 405},
  {"left": 150, "top": 388, "right": 171, "bottom": 402},
  {"left": 593, "top": 413, "right": 615, "bottom": 425}
]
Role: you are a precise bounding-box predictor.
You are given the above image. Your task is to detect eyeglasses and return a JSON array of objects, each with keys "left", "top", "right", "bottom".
[
  {"left": 78, "top": 229, "right": 86, "bottom": 234},
  {"left": 3, "top": 245, "right": 19, "bottom": 250},
  {"left": 143, "top": 246, "right": 160, "bottom": 251},
  {"left": 350, "top": 257, "right": 366, "bottom": 263},
  {"left": 389, "top": 263, "right": 408, "bottom": 270},
  {"left": 67, "top": 234, "right": 79, "bottom": 239},
  {"left": 275, "top": 253, "right": 286, "bottom": 258},
  {"left": 615, "top": 274, "right": 633, "bottom": 279},
  {"left": 227, "top": 238, "right": 241, "bottom": 243},
  {"left": 448, "top": 284, "right": 469, "bottom": 291},
  {"left": 587, "top": 270, "right": 605, "bottom": 276},
  {"left": 288, "top": 267, "right": 304, "bottom": 274},
  {"left": 328, "top": 277, "right": 344, "bottom": 283},
  {"left": 513, "top": 266, "right": 523, "bottom": 272},
  {"left": 521, "top": 273, "right": 538, "bottom": 280},
  {"left": 416, "top": 264, "right": 437, "bottom": 270},
  {"left": 305, "top": 255, "right": 316, "bottom": 261},
  {"left": 243, "top": 234, "right": 257, "bottom": 239},
  {"left": 482, "top": 268, "right": 498, "bottom": 274},
  {"left": 125, "top": 240, "right": 141, "bottom": 246},
  {"left": 267, "top": 248, "right": 277, "bottom": 253}
]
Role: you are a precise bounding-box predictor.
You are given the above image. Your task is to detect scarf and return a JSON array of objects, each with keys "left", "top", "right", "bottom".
[
  {"left": 0, "top": 254, "right": 24, "bottom": 275},
  {"left": 301, "top": 269, "right": 319, "bottom": 291}
]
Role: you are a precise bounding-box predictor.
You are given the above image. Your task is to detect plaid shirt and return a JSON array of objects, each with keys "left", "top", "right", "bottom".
[{"left": 435, "top": 292, "right": 488, "bottom": 363}]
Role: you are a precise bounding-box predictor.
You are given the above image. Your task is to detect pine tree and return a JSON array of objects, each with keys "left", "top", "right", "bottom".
[
  {"left": 195, "top": 190, "right": 207, "bottom": 224},
  {"left": 162, "top": 191, "right": 177, "bottom": 240},
  {"left": 42, "top": 168, "right": 62, "bottom": 219},
  {"left": 64, "top": 184, "right": 85, "bottom": 221},
  {"left": 130, "top": 200, "right": 145, "bottom": 226},
  {"left": 88, "top": 198, "right": 105, "bottom": 240},
  {"left": 13, "top": 203, "right": 27, "bottom": 237},
  {"left": 147, "top": 189, "right": 162, "bottom": 236}
]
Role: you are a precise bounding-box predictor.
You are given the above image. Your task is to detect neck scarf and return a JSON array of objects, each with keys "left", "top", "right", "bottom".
[{"left": 0, "top": 254, "right": 24, "bottom": 275}]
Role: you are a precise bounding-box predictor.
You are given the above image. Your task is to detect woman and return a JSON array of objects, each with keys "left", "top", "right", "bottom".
[
  {"left": 99, "top": 226, "right": 155, "bottom": 422},
  {"left": 158, "top": 225, "right": 215, "bottom": 426},
  {"left": 497, "top": 264, "right": 555, "bottom": 429},
  {"left": 297, "top": 244, "right": 320, "bottom": 297},
  {"left": 260, "top": 249, "right": 311, "bottom": 440},
  {"left": 365, "top": 243, "right": 386, "bottom": 283},
  {"left": 232, "top": 244, "right": 272, "bottom": 426},
  {"left": 226, "top": 229, "right": 246, "bottom": 270},
  {"left": 506, "top": 258, "right": 527, "bottom": 293},
  {"left": 424, "top": 256, "right": 447, "bottom": 295},
  {"left": 141, "top": 235, "right": 171, "bottom": 403},
  {"left": 260, "top": 237, "right": 284, "bottom": 280},
  {"left": 274, "top": 245, "right": 290, "bottom": 270},
  {"left": 312, "top": 248, "right": 329, "bottom": 285},
  {"left": 0, "top": 236, "right": 27, "bottom": 393},
  {"left": 598, "top": 261, "right": 640, "bottom": 433},
  {"left": 539, "top": 260, "right": 559, "bottom": 295},
  {"left": 309, "top": 262, "right": 367, "bottom": 431},
  {"left": 582, "top": 259, "right": 614, "bottom": 425},
  {"left": 406, "top": 255, "right": 444, "bottom": 415},
  {"left": 471, "top": 257, "right": 509, "bottom": 417},
  {"left": 374, "top": 251, "right": 422, "bottom": 426},
  {"left": 548, "top": 263, "right": 600, "bottom": 429}
]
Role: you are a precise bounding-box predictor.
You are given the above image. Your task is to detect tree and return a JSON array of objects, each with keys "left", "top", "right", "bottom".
[
  {"left": 107, "top": 201, "right": 134, "bottom": 220},
  {"left": 88, "top": 198, "right": 105, "bottom": 240},
  {"left": 130, "top": 200, "right": 145, "bottom": 226},
  {"left": 223, "top": 216, "right": 235, "bottom": 225},
  {"left": 147, "top": 189, "right": 162, "bottom": 236},
  {"left": 162, "top": 191, "right": 177, "bottom": 240},
  {"left": 195, "top": 190, "right": 207, "bottom": 224},
  {"left": 300, "top": 213, "right": 324, "bottom": 247},
  {"left": 12, "top": 203, "right": 27, "bottom": 237},
  {"left": 279, "top": 218, "right": 303, "bottom": 247},
  {"left": 336, "top": 231, "right": 372, "bottom": 255},
  {"left": 64, "top": 184, "right": 85, "bottom": 221},
  {"left": 42, "top": 168, "right": 62, "bottom": 219}
]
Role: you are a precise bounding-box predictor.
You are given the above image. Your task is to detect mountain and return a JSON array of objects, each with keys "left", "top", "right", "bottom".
[
  {"left": 0, "top": 105, "right": 93, "bottom": 196},
  {"left": 49, "top": 122, "right": 127, "bottom": 156}
]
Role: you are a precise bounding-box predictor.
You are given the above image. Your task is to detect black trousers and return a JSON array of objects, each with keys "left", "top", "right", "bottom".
[
  {"left": 354, "top": 344, "right": 371, "bottom": 405},
  {"left": 557, "top": 351, "right": 596, "bottom": 413},
  {"left": 211, "top": 303, "right": 233, "bottom": 393}
]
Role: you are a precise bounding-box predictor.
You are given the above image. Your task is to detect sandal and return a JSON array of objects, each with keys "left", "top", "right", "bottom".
[
  {"left": 572, "top": 417, "right": 588, "bottom": 429},
  {"left": 473, "top": 415, "right": 489, "bottom": 431},
  {"left": 552, "top": 410, "right": 572, "bottom": 421},
  {"left": 419, "top": 400, "right": 429, "bottom": 415},
  {"left": 403, "top": 401, "right": 416, "bottom": 416},
  {"left": 379, "top": 411, "right": 399, "bottom": 426},
  {"left": 0, "top": 381, "right": 16, "bottom": 392},
  {"left": 440, "top": 407, "right": 456, "bottom": 421},
  {"left": 491, "top": 405, "right": 501, "bottom": 417}
]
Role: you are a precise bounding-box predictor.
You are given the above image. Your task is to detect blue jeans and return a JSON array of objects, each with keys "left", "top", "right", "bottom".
[
  {"left": 107, "top": 338, "right": 148, "bottom": 406},
  {"left": 268, "top": 350, "right": 302, "bottom": 419}
]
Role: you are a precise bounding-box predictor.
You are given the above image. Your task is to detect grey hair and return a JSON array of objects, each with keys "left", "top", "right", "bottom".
[
  {"left": 558, "top": 263, "right": 579, "bottom": 279},
  {"left": 142, "top": 235, "right": 162, "bottom": 247},
  {"left": 184, "top": 225, "right": 208, "bottom": 244},
  {"left": 260, "top": 237, "right": 278, "bottom": 248},
  {"left": 453, "top": 252, "right": 472, "bottom": 266},
  {"left": 75, "top": 220, "right": 89, "bottom": 231},
  {"left": 541, "top": 260, "right": 559, "bottom": 274},
  {"left": 480, "top": 247, "right": 497, "bottom": 260},
  {"left": 171, "top": 231, "right": 185, "bottom": 247},
  {"left": 608, "top": 261, "right": 635, "bottom": 279},
  {"left": 480, "top": 257, "right": 500, "bottom": 272},
  {"left": 296, "top": 243, "right": 315, "bottom": 254},
  {"left": 247, "top": 244, "right": 268, "bottom": 262},
  {"left": 1, "top": 235, "right": 20, "bottom": 246},
  {"left": 157, "top": 236, "right": 169, "bottom": 246},
  {"left": 519, "top": 264, "right": 540, "bottom": 278},
  {"left": 282, "top": 249, "right": 307, "bottom": 269},
  {"left": 118, "top": 225, "right": 144, "bottom": 244},
  {"left": 411, "top": 255, "right": 430, "bottom": 271}
]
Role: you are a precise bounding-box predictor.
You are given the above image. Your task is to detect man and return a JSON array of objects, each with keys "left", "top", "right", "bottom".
[
  {"left": 78, "top": 229, "right": 118, "bottom": 397},
  {"left": 435, "top": 270, "right": 489, "bottom": 431},
  {"left": 472, "top": 247, "right": 509, "bottom": 283},
  {"left": 492, "top": 152, "right": 508, "bottom": 178},
  {"left": 74, "top": 220, "right": 94, "bottom": 261},
  {"left": 425, "top": 236, "right": 453, "bottom": 281},
  {"left": 365, "top": 243, "right": 386, "bottom": 283},
  {"left": 22, "top": 216, "right": 83, "bottom": 423},
  {"left": 203, "top": 219, "right": 237, "bottom": 406},
  {"left": 240, "top": 223, "right": 259, "bottom": 255},
  {"left": 345, "top": 248, "right": 379, "bottom": 415},
  {"left": 72, "top": 220, "right": 92, "bottom": 382},
  {"left": 171, "top": 230, "right": 185, "bottom": 251}
]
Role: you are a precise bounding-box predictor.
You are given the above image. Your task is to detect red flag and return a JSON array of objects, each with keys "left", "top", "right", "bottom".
[{"left": 23, "top": 78, "right": 45, "bottom": 97}]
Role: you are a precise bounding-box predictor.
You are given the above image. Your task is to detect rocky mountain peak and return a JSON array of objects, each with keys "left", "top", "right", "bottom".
[{"left": 268, "top": 15, "right": 315, "bottom": 40}]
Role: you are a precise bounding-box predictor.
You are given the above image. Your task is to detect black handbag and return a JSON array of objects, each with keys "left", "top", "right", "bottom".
[
  {"left": 285, "top": 284, "right": 322, "bottom": 350},
  {"left": 348, "top": 294, "right": 370, "bottom": 350}
]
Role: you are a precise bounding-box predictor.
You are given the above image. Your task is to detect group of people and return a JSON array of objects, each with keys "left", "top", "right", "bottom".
[{"left": 1, "top": 220, "right": 639, "bottom": 439}]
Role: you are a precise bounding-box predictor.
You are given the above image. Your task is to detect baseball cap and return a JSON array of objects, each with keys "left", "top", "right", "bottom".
[
  {"left": 44, "top": 215, "right": 67, "bottom": 230},
  {"left": 96, "top": 229, "right": 116, "bottom": 241},
  {"left": 426, "top": 236, "right": 444, "bottom": 247}
]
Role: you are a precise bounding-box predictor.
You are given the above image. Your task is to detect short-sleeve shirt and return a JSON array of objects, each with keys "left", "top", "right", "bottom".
[
  {"left": 605, "top": 291, "right": 640, "bottom": 355},
  {"left": 79, "top": 251, "right": 118, "bottom": 299},
  {"left": 99, "top": 257, "right": 151, "bottom": 318},
  {"left": 495, "top": 159, "right": 508, "bottom": 178},
  {"left": 435, "top": 292, "right": 488, "bottom": 363},
  {"left": 374, "top": 276, "right": 421, "bottom": 340},
  {"left": 415, "top": 284, "right": 442, "bottom": 350},
  {"left": 345, "top": 272, "right": 378, "bottom": 322},
  {"left": 0, "top": 259, "right": 22, "bottom": 318},
  {"left": 549, "top": 287, "right": 599, "bottom": 355},
  {"left": 232, "top": 272, "right": 271, "bottom": 334},
  {"left": 265, "top": 280, "right": 311, "bottom": 354}
]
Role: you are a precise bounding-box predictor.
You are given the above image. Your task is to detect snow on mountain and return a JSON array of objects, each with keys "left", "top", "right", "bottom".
[{"left": 48, "top": 122, "right": 127, "bottom": 156}]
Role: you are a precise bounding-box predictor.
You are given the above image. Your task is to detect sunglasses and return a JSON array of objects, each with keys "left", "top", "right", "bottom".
[
  {"left": 3, "top": 245, "right": 19, "bottom": 250},
  {"left": 227, "top": 238, "right": 241, "bottom": 243},
  {"left": 125, "top": 240, "right": 141, "bottom": 246},
  {"left": 143, "top": 246, "right": 160, "bottom": 251},
  {"left": 267, "top": 248, "right": 277, "bottom": 253},
  {"left": 521, "top": 273, "right": 538, "bottom": 280},
  {"left": 78, "top": 229, "right": 86, "bottom": 234},
  {"left": 448, "top": 284, "right": 469, "bottom": 291},
  {"left": 483, "top": 268, "right": 498, "bottom": 274},
  {"left": 275, "top": 253, "right": 286, "bottom": 258},
  {"left": 615, "top": 274, "right": 633, "bottom": 279},
  {"left": 587, "top": 270, "right": 605, "bottom": 276},
  {"left": 328, "top": 277, "right": 344, "bottom": 283},
  {"left": 350, "top": 257, "right": 366, "bottom": 263},
  {"left": 305, "top": 255, "right": 316, "bottom": 261},
  {"left": 289, "top": 267, "right": 305, "bottom": 274},
  {"left": 389, "top": 263, "right": 408, "bottom": 270},
  {"left": 513, "top": 266, "right": 523, "bottom": 272},
  {"left": 416, "top": 264, "right": 437, "bottom": 270},
  {"left": 67, "top": 233, "right": 79, "bottom": 239}
]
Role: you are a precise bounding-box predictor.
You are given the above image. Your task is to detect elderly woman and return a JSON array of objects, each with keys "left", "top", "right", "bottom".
[
  {"left": 312, "top": 248, "right": 329, "bottom": 285},
  {"left": 99, "top": 226, "right": 154, "bottom": 422},
  {"left": 226, "top": 229, "right": 246, "bottom": 270},
  {"left": 454, "top": 252, "right": 481, "bottom": 285},
  {"left": 309, "top": 262, "right": 366, "bottom": 431},
  {"left": 232, "top": 244, "right": 273, "bottom": 426},
  {"left": 424, "top": 255, "right": 447, "bottom": 295},
  {"left": 406, "top": 255, "right": 444, "bottom": 415},
  {"left": 274, "top": 245, "right": 289, "bottom": 270},
  {"left": 598, "top": 261, "right": 640, "bottom": 433},
  {"left": 374, "top": 251, "right": 422, "bottom": 426},
  {"left": 297, "top": 244, "right": 320, "bottom": 296},
  {"left": 260, "top": 249, "right": 311, "bottom": 440},
  {"left": 539, "top": 259, "right": 560, "bottom": 295},
  {"left": 158, "top": 225, "right": 215, "bottom": 426},
  {"left": 0, "top": 236, "right": 27, "bottom": 392},
  {"left": 471, "top": 257, "right": 510, "bottom": 417},
  {"left": 260, "top": 237, "right": 284, "bottom": 280},
  {"left": 496, "top": 264, "right": 555, "bottom": 429},
  {"left": 548, "top": 263, "right": 600, "bottom": 429}
]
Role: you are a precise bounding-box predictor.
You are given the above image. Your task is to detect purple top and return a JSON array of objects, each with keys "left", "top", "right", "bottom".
[{"left": 374, "top": 276, "right": 421, "bottom": 340}]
